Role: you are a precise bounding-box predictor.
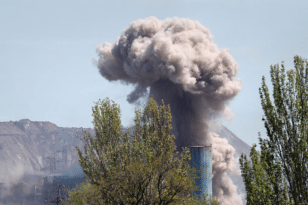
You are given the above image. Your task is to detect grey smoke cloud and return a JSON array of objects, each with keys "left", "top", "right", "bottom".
[
  {"left": 96, "top": 16, "right": 242, "bottom": 204},
  {"left": 211, "top": 132, "right": 243, "bottom": 204}
]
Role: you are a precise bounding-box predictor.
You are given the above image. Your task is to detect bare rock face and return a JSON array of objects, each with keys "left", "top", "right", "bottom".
[
  {"left": 0, "top": 119, "right": 94, "bottom": 183},
  {"left": 0, "top": 119, "right": 96, "bottom": 204}
]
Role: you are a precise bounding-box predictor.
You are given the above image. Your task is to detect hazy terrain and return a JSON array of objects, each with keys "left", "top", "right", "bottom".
[{"left": 0, "top": 119, "right": 250, "bottom": 204}]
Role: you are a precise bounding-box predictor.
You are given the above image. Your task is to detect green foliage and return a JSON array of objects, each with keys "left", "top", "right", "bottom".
[
  {"left": 240, "top": 55, "right": 308, "bottom": 205},
  {"left": 63, "top": 97, "right": 220, "bottom": 205}
]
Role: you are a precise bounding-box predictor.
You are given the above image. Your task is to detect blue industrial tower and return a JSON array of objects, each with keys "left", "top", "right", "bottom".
[{"left": 188, "top": 146, "right": 212, "bottom": 198}]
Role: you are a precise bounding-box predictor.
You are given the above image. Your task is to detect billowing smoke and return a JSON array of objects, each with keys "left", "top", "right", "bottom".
[
  {"left": 96, "top": 16, "right": 243, "bottom": 204},
  {"left": 211, "top": 132, "right": 243, "bottom": 204}
]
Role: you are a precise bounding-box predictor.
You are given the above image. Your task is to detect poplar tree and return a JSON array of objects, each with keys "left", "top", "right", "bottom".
[
  {"left": 240, "top": 55, "right": 308, "bottom": 205},
  {"left": 64, "top": 97, "right": 220, "bottom": 205}
]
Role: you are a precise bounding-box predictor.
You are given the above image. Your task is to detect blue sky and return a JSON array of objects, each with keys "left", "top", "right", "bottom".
[{"left": 1, "top": 0, "right": 307, "bottom": 147}]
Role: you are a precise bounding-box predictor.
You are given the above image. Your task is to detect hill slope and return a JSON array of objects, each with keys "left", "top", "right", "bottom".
[{"left": 0, "top": 119, "right": 250, "bottom": 204}]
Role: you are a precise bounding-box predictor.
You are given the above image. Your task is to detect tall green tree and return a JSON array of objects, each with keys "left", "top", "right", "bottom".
[
  {"left": 64, "top": 97, "right": 220, "bottom": 205},
  {"left": 240, "top": 55, "right": 308, "bottom": 205}
]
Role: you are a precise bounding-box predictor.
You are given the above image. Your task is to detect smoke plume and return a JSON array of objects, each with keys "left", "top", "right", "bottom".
[
  {"left": 211, "top": 131, "right": 243, "bottom": 204},
  {"left": 96, "top": 16, "right": 243, "bottom": 204}
]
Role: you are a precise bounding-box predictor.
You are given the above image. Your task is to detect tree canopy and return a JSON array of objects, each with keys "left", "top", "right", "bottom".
[
  {"left": 64, "top": 97, "right": 220, "bottom": 205},
  {"left": 240, "top": 55, "right": 308, "bottom": 205}
]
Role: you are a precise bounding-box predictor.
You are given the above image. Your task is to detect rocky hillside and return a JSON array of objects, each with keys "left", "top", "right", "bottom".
[
  {"left": 0, "top": 119, "right": 251, "bottom": 204},
  {"left": 0, "top": 119, "right": 95, "bottom": 183}
]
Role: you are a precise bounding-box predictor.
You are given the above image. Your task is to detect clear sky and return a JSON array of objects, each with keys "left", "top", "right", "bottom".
[{"left": 1, "top": 0, "right": 307, "bottom": 147}]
